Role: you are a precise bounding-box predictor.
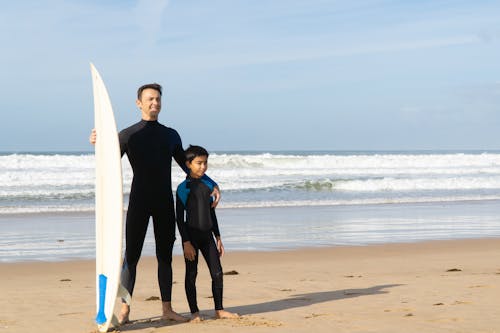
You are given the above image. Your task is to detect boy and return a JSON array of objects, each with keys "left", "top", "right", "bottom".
[{"left": 176, "top": 145, "right": 239, "bottom": 322}]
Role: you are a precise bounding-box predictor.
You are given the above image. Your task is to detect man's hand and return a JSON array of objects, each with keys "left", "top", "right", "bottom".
[
  {"left": 211, "top": 186, "right": 221, "bottom": 208},
  {"left": 183, "top": 241, "right": 196, "bottom": 261},
  {"left": 89, "top": 128, "right": 96, "bottom": 145}
]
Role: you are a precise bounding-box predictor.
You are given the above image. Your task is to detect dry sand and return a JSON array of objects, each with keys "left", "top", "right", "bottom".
[{"left": 1, "top": 238, "right": 499, "bottom": 333}]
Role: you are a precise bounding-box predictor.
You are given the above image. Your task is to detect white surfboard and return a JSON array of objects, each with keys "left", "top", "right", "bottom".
[{"left": 91, "top": 63, "right": 125, "bottom": 333}]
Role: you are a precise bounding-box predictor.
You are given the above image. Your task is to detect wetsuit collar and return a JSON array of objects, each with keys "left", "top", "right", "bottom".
[{"left": 141, "top": 119, "right": 159, "bottom": 124}]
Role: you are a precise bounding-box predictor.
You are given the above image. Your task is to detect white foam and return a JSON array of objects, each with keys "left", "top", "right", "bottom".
[{"left": 3, "top": 152, "right": 500, "bottom": 214}]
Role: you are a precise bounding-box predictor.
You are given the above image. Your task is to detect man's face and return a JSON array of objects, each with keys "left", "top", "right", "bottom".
[{"left": 137, "top": 88, "right": 161, "bottom": 120}]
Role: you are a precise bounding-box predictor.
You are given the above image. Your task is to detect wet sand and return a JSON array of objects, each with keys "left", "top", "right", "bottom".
[{"left": 1, "top": 238, "right": 499, "bottom": 332}]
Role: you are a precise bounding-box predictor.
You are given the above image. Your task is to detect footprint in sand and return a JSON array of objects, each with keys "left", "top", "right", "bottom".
[
  {"left": 58, "top": 312, "right": 83, "bottom": 316},
  {"left": 206, "top": 315, "right": 282, "bottom": 328},
  {"left": 428, "top": 317, "right": 461, "bottom": 323},
  {"left": 446, "top": 268, "right": 462, "bottom": 272},
  {"left": 236, "top": 316, "right": 282, "bottom": 327},
  {"left": 305, "top": 313, "right": 328, "bottom": 319},
  {"left": 0, "top": 320, "right": 15, "bottom": 328},
  {"left": 145, "top": 296, "right": 160, "bottom": 301}
]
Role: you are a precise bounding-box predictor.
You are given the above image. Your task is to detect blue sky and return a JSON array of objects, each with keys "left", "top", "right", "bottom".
[{"left": 1, "top": 0, "right": 499, "bottom": 151}]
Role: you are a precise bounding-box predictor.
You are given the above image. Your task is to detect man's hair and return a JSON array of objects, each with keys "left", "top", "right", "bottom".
[
  {"left": 137, "top": 83, "right": 162, "bottom": 100},
  {"left": 185, "top": 145, "right": 209, "bottom": 162}
]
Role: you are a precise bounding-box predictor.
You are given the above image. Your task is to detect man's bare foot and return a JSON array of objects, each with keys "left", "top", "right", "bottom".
[
  {"left": 215, "top": 309, "right": 240, "bottom": 319},
  {"left": 162, "top": 309, "right": 189, "bottom": 322},
  {"left": 117, "top": 303, "right": 130, "bottom": 325},
  {"left": 190, "top": 312, "right": 203, "bottom": 323},
  {"left": 162, "top": 302, "right": 189, "bottom": 322}
]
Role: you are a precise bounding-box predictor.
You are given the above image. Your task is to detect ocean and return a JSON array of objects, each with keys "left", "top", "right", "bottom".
[{"left": 1, "top": 151, "right": 500, "bottom": 262}]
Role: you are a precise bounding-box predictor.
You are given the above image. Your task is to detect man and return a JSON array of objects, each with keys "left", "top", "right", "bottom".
[{"left": 90, "top": 83, "right": 220, "bottom": 324}]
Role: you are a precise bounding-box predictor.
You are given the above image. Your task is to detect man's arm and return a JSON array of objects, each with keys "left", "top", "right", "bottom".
[{"left": 89, "top": 128, "right": 126, "bottom": 157}]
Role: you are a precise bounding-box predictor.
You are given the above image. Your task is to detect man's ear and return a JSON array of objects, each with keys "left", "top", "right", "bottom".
[
  {"left": 136, "top": 99, "right": 141, "bottom": 109},
  {"left": 185, "top": 161, "right": 190, "bottom": 169}
]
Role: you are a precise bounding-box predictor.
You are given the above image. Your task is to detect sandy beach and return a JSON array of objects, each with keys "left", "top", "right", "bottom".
[{"left": 0, "top": 238, "right": 499, "bottom": 333}]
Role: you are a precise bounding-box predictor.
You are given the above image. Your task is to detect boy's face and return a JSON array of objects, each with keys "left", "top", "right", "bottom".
[{"left": 187, "top": 155, "right": 208, "bottom": 179}]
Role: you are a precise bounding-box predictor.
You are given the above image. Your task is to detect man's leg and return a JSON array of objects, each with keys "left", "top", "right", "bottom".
[
  {"left": 119, "top": 202, "right": 150, "bottom": 324},
  {"left": 153, "top": 206, "right": 188, "bottom": 322}
]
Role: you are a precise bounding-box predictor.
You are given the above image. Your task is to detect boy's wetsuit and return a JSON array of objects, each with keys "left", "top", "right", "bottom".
[
  {"left": 119, "top": 119, "right": 215, "bottom": 302},
  {"left": 176, "top": 176, "right": 223, "bottom": 313}
]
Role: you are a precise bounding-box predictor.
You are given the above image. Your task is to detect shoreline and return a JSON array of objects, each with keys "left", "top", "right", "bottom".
[
  {"left": 2, "top": 236, "right": 500, "bottom": 264},
  {"left": 3, "top": 199, "right": 500, "bottom": 263},
  {"left": 3, "top": 196, "right": 500, "bottom": 216},
  {"left": 1, "top": 238, "right": 500, "bottom": 332}
]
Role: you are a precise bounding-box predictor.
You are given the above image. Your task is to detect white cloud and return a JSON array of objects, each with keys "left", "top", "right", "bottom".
[
  {"left": 133, "top": 0, "right": 169, "bottom": 46},
  {"left": 151, "top": 33, "right": 482, "bottom": 72}
]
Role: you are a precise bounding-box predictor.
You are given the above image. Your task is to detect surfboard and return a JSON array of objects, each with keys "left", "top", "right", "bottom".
[{"left": 91, "top": 63, "right": 125, "bottom": 333}]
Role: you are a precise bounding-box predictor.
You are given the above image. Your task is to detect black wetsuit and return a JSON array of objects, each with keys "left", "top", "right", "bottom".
[
  {"left": 176, "top": 176, "right": 223, "bottom": 313},
  {"left": 119, "top": 119, "right": 215, "bottom": 302}
]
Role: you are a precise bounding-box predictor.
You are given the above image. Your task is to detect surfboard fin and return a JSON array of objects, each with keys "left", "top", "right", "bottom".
[{"left": 95, "top": 274, "right": 108, "bottom": 324}]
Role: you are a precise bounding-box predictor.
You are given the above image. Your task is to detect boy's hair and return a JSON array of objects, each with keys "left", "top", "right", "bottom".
[
  {"left": 185, "top": 145, "right": 209, "bottom": 162},
  {"left": 137, "top": 83, "right": 162, "bottom": 100}
]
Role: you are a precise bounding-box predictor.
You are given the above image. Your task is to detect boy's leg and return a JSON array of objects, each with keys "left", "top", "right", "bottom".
[
  {"left": 185, "top": 243, "right": 200, "bottom": 315},
  {"left": 200, "top": 237, "right": 239, "bottom": 319},
  {"left": 199, "top": 237, "right": 223, "bottom": 310}
]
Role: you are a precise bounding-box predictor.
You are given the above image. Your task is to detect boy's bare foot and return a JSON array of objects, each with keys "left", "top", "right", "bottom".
[
  {"left": 162, "top": 302, "right": 189, "bottom": 322},
  {"left": 190, "top": 312, "right": 203, "bottom": 323},
  {"left": 215, "top": 309, "right": 240, "bottom": 319},
  {"left": 117, "top": 303, "right": 130, "bottom": 325}
]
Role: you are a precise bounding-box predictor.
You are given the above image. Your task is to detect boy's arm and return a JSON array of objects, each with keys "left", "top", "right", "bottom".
[
  {"left": 176, "top": 192, "right": 197, "bottom": 261},
  {"left": 210, "top": 208, "right": 221, "bottom": 238},
  {"left": 175, "top": 192, "right": 190, "bottom": 243},
  {"left": 211, "top": 208, "right": 224, "bottom": 257},
  {"left": 216, "top": 237, "right": 224, "bottom": 257}
]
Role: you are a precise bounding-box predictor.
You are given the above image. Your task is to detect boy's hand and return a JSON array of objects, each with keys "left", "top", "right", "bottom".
[
  {"left": 211, "top": 186, "right": 221, "bottom": 208},
  {"left": 216, "top": 237, "right": 225, "bottom": 257},
  {"left": 183, "top": 241, "right": 196, "bottom": 261}
]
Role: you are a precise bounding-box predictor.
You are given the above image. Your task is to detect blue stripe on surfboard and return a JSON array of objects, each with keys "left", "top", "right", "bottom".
[{"left": 95, "top": 274, "right": 108, "bottom": 325}]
